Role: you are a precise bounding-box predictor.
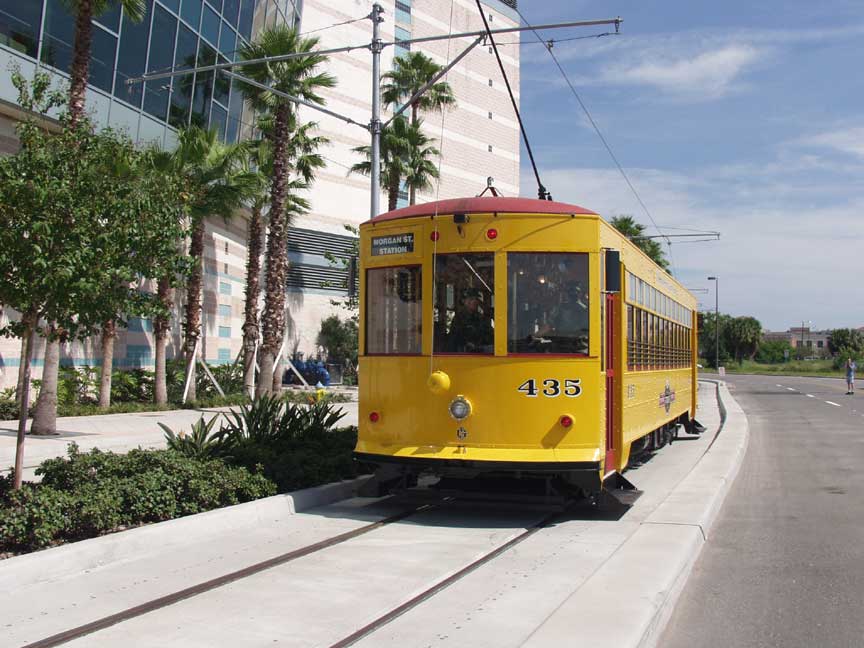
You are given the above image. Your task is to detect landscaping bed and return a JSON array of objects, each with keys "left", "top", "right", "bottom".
[{"left": 1, "top": 397, "right": 363, "bottom": 556}]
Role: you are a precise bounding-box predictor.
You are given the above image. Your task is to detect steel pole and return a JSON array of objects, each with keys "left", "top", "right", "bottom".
[
  {"left": 708, "top": 276, "right": 719, "bottom": 368},
  {"left": 370, "top": 3, "right": 384, "bottom": 219}
]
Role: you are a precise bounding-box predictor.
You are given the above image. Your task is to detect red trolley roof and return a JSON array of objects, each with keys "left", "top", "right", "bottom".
[{"left": 366, "top": 196, "right": 598, "bottom": 224}]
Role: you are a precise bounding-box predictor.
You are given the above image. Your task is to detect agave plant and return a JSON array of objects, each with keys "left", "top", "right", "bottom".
[{"left": 160, "top": 414, "right": 234, "bottom": 460}]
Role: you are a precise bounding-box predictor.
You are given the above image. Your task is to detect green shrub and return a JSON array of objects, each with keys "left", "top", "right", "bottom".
[{"left": 0, "top": 445, "right": 277, "bottom": 552}]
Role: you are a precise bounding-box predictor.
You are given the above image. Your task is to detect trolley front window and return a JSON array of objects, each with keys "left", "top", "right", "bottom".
[
  {"left": 366, "top": 266, "right": 422, "bottom": 354},
  {"left": 508, "top": 253, "right": 590, "bottom": 355},
  {"left": 433, "top": 253, "right": 495, "bottom": 354}
]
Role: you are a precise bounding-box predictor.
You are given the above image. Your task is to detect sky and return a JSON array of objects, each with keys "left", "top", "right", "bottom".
[{"left": 513, "top": 0, "right": 864, "bottom": 331}]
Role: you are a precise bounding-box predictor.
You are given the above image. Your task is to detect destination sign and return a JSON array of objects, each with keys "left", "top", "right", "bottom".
[{"left": 371, "top": 233, "right": 414, "bottom": 256}]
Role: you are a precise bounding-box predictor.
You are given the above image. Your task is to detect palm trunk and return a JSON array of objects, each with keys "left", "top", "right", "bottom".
[
  {"left": 98, "top": 319, "right": 116, "bottom": 410},
  {"left": 153, "top": 278, "right": 173, "bottom": 405},
  {"left": 31, "top": 328, "right": 59, "bottom": 435},
  {"left": 388, "top": 173, "right": 400, "bottom": 212},
  {"left": 258, "top": 105, "right": 291, "bottom": 397},
  {"left": 243, "top": 204, "right": 264, "bottom": 399},
  {"left": 183, "top": 216, "right": 206, "bottom": 402},
  {"left": 13, "top": 310, "right": 37, "bottom": 489},
  {"left": 272, "top": 355, "right": 284, "bottom": 393},
  {"left": 409, "top": 104, "right": 419, "bottom": 206},
  {"left": 69, "top": 0, "right": 93, "bottom": 129}
]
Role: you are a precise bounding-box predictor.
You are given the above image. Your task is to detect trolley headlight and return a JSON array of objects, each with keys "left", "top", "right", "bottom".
[{"left": 448, "top": 395, "right": 472, "bottom": 421}]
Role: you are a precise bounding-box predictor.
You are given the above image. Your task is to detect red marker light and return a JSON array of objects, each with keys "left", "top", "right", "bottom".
[
  {"left": 560, "top": 415, "right": 573, "bottom": 428},
  {"left": 486, "top": 228, "right": 498, "bottom": 240},
  {"left": 369, "top": 412, "right": 380, "bottom": 423},
  {"left": 430, "top": 231, "right": 440, "bottom": 241}
]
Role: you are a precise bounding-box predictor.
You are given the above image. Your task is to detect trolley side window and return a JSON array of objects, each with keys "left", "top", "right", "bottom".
[
  {"left": 507, "top": 252, "right": 590, "bottom": 355},
  {"left": 433, "top": 253, "right": 495, "bottom": 354},
  {"left": 366, "top": 266, "right": 422, "bottom": 354}
]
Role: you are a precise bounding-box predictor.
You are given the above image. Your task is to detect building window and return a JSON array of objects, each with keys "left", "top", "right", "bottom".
[
  {"left": 223, "top": 262, "right": 229, "bottom": 273},
  {"left": 219, "top": 281, "right": 231, "bottom": 295},
  {"left": 817, "top": 340, "right": 824, "bottom": 348},
  {"left": 218, "top": 304, "right": 231, "bottom": 317},
  {"left": 218, "top": 325, "right": 231, "bottom": 338},
  {"left": 395, "top": 0, "right": 411, "bottom": 25},
  {"left": 224, "top": 241, "right": 229, "bottom": 253},
  {"left": 488, "top": 144, "right": 492, "bottom": 152},
  {"left": 128, "top": 316, "right": 153, "bottom": 332},
  {"left": 394, "top": 25, "right": 411, "bottom": 58},
  {"left": 488, "top": 111, "right": 492, "bottom": 119},
  {"left": 217, "top": 348, "right": 232, "bottom": 364},
  {"left": 488, "top": 79, "right": 493, "bottom": 87},
  {"left": 0, "top": 0, "right": 42, "bottom": 57},
  {"left": 126, "top": 344, "right": 153, "bottom": 367}
]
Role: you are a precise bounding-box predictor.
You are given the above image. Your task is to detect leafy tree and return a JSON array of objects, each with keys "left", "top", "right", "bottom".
[
  {"left": 724, "top": 316, "right": 762, "bottom": 363},
  {"left": 610, "top": 215, "right": 670, "bottom": 272},
  {"left": 238, "top": 26, "right": 335, "bottom": 397},
  {"left": 381, "top": 51, "right": 455, "bottom": 204},
  {"left": 317, "top": 316, "right": 358, "bottom": 368},
  {"left": 0, "top": 71, "right": 189, "bottom": 487},
  {"left": 827, "top": 328, "right": 864, "bottom": 356},
  {"left": 698, "top": 311, "right": 733, "bottom": 368},
  {"left": 152, "top": 126, "right": 258, "bottom": 401},
  {"left": 755, "top": 339, "right": 794, "bottom": 364}
]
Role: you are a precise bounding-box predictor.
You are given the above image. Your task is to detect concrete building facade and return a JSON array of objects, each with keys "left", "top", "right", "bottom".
[{"left": 0, "top": 0, "right": 520, "bottom": 390}]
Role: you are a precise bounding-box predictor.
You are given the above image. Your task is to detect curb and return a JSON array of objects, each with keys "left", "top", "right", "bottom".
[
  {"left": 524, "top": 380, "right": 749, "bottom": 648},
  {"left": 0, "top": 474, "right": 372, "bottom": 589}
]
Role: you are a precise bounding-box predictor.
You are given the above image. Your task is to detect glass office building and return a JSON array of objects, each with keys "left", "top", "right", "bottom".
[{"left": 0, "top": 0, "right": 300, "bottom": 145}]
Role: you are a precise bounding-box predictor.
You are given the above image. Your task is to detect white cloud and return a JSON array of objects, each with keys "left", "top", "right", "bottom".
[
  {"left": 793, "top": 126, "right": 864, "bottom": 159},
  {"left": 601, "top": 45, "right": 762, "bottom": 99}
]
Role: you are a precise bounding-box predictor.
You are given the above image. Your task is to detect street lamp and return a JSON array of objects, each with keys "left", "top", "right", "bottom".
[
  {"left": 800, "top": 320, "right": 812, "bottom": 358},
  {"left": 708, "top": 276, "right": 719, "bottom": 369}
]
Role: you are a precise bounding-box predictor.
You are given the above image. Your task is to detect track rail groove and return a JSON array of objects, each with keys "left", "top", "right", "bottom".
[{"left": 23, "top": 503, "right": 437, "bottom": 648}]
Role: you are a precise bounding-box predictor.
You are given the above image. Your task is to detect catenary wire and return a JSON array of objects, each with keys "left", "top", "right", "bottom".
[{"left": 512, "top": 7, "right": 677, "bottom": 274}]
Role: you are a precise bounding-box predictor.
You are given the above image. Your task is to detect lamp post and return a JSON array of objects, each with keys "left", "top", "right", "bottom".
[
  {"left": 708, "top": 276, "right": 719, "bottom": 369},
  {"left": 800, "top": 320, "right": 811, "bottom": 358}
]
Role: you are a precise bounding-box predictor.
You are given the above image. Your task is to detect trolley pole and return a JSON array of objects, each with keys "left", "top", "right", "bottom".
[{"left": 370, "top": 3, "right": 384, "bottom": 219}]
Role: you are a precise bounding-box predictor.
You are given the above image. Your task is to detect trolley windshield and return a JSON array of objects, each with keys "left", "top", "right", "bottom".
[
  {"left": 433, "top": 253, "right": 495, "bottom": 354},
  {"left": 507, "top": 252, "right": 590, "bottom": 355}
]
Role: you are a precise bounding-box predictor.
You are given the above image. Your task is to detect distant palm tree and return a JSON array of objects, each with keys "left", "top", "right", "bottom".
[
  {"left": 381, "top": 52, "right": 454, "bottom": 205},
  {"left": 382, "top": 51, "right": 456, "bottom": 129},
  {"left": 351, "top": 116, "right": 437, "bottom": 212},
  {"left": 237, "top": 26, "right": 335, "bottom": 397},
  {"left": 153, "top": 126, "right": 258, "bottom": 401},
  {"left": 610, "top": 215, "right": 670, "bottom": 271}
]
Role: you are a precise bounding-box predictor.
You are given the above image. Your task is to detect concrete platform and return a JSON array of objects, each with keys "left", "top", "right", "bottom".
[{"left": 0, "top": 381, "right": 746, "bottom": 647}]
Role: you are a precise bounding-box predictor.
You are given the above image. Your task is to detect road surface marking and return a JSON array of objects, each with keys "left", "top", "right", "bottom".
[
  {"left": 806, "top": 394, "right": 815, "bottom": 398},
  {"left": 776, "top": 384, "right": 783, "bottom": 387},
  {"left": 825, "top": 401, "right": 842, "bottom": 407},
  {"left": 786, "top": 387, "right": 796, "bottom": 391}
]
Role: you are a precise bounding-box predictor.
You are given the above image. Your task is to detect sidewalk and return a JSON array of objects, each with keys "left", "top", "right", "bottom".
[{"left": 0, "top": 401, "right": 360, "bottom": 478}]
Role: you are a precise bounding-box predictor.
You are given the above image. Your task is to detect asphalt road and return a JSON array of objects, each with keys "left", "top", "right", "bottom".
[{"left": 662, "top": 373, "right": 864, "bottom": 648}]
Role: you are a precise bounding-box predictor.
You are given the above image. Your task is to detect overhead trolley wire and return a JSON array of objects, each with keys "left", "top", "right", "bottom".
[
  {"left": 474, "top": 0, "right": 551, "bottom": 201},
  {"left": 512, "top": 7, "right": 678, "bottom": 274}
]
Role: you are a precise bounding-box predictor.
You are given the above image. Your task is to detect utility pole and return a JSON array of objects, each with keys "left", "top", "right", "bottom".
[
  {"left": 708, "top": 276, "right": 719, "bottom": 369},
  {"left": 369, "top": 3, "right": 384, "bottom": 219}
]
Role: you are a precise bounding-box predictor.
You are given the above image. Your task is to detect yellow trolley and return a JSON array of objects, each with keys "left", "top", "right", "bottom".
[{"left": 356, "top": 197, "right": 700, "bottom": 496}]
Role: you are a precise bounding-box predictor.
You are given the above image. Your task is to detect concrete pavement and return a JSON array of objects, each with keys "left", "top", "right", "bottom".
[
  {"left": 661, "top": 374, "right": 864, "bottom": 648},
  {"left": 0, "top": 401, "right": 360, "bottom": 479},
  {"left": 0, "top": 381, "right": 746, "bottom": 647}
]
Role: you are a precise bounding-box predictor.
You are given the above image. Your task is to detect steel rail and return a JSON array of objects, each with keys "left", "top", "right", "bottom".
[
  {"left": 327, "top": 506, "right": 568, "bottom": 648},
  {"left": 21, "top": 502, "right": 441, "bottom": 648}
]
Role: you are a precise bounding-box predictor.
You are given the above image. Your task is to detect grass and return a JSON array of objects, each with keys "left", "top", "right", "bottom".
[{"left": 721, "top": 360, "right": 840, "bottom": 378}]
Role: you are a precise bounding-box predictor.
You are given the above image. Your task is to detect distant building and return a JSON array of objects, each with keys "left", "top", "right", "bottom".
[{"left": 763, "top": 326, "right": 831, "bottom": 355}]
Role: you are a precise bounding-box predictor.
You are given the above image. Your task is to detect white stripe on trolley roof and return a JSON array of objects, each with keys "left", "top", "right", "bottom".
[{"left": 825, "top": 401, "right": 842, "bottom": 407}]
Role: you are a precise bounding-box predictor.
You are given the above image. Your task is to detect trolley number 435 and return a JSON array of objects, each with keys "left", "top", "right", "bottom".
[{"left": 517, "top": 378, "right": 582, "bottom": 398}]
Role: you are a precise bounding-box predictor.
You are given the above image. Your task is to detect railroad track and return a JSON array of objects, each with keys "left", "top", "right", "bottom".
[{"left": 21, "top": 495, "right": 569, "bottom": 648}]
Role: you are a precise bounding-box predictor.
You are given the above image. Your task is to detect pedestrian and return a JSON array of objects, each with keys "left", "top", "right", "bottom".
[{"left": 845, "top": 357, "right": 857, "bottom": 395}]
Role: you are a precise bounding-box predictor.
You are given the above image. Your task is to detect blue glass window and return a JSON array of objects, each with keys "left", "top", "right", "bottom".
[
  {"left": 217, "top": 348, "right": 232, "bottom": 363},
  {"left": 201, "top": 3, "right": 219, "bottom": 44},
  {"left": 126, "top": 344, "right": 153, "bottom": 367},
  {"left": 95, "top": 4, "right": 122, "bottom": 31},
  {"left": 114, "top": 1, "right": 152, "bottom": 107},
  {"left": 237, "top": 0, "right": 253, "bottom": 40},
  {"left": 143, "top": 5, "right": 177, "bottom": 120},
  {"left": 219, "top": 21, "right": 236, "bottom": 57},
  {"left": 395, "top": 26, "right": 410, "bottom": 58},
  {"left": 213, "top": 57, "right": 230, "bottom": 104},
  {"left": 218, "top": 326, "right": 231, "bottom": 338},
  {"left": 160, "top": 0, "right": 181, "bottom": 12},
  {"left": 395, "top": 1, "right": 411, "bottom": 25},
  {"left": 40, "top": 0, "right": 75, "bottom": 74},
  {"left": 191, "top": 41, "right": 216, "bottom": 126},
  {"left": 218, "top": 304, "right": 232, "bottom": 317},
  {"left": 180, "top": 0, "right": 202, "bottom": 28},
  {"left": 128, "top": 317, "right": 153, "bottom": 332},
  {"left": 219, "top": 281, "right": 231, "bottom": 295},
  {"left": 223, "top": 0, "right": 240, "bottom": 26},
  {"left": 210, "top": 102, "right": 227, "bottom": 138},
  {"left": 89, "top": 26, "right": 117, "bottom": 93},
  {"left": 169, "top": 25, "right": 198, "bottom": 127},
  {"left": 0, "top": 0, "right": 43, "bottom": 57},
  {"left": 226, "top": 79, "right": 244, "bottom": 143}
]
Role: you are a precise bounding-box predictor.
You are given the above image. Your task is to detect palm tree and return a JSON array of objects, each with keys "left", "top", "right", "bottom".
[
  {"left": 351, "top": 116, "right": 435, "bottom": 212},
  {"left": 153, "top": 126, "right": 258, "bottom": 401},
  {"left": 64, "top": 0, "right": 146, "bottom": 128},
  {"left": 237, "top": 26, "right": 335, "bottom": 396},
  {"left": 241, "top": 117, "right": 327, "bottom": 397},
  {"left": 381, "top": 52, "right": 454, "bottom": 204},
  {"left": 610, "top": 215, "right": 670, "bottom": 271},
  {"left": 31, "top": 0, "right": 147, "bottom": 432}
]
